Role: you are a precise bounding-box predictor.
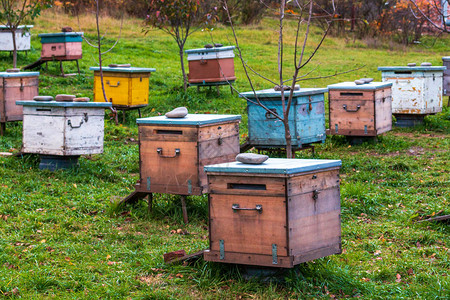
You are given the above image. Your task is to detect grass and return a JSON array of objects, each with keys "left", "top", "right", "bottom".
[{"left": 0, "top": 8, "right": 449, "bottom": 299}]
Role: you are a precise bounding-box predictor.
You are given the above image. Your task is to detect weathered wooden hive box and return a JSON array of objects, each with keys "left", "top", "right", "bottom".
[
  {"left": 39, "top": 32, "right": 83, "bottom": 60},
  {"left": 90, "top": 66, "right": 156, "bottom": 108},
  {"left": 442, "top": 57, "right": 450, "bottom": 96},
  {"left": 185, "top": 46, "right": 236, "bottom": 84},
  {"left": 17, "top": 100, "right": 112, "bottom": 156},
  {"left": 203, "top": 158, "right": 342, "bottom": 268},
  {"left": 0, "top": 71, "right": 39, "bottom": 123},
  {"left": 327, "top": 81, "right": 393, "bottom": 136},
  {"left": 240, "top": 88, "right": 327, "bottom": 148},
  {"left": 378, "top": 65, "right": 444, "bottom": 116},
  {"left": 135, "top": 114, "right": 241, "bottom": 195},
  {"left": 0, "top": 25, "right": 33, "bottom": 52}
]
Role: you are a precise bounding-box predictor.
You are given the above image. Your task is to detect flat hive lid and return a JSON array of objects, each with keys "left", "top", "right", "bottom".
[
  {"left": 204, "top": 158, "right": 342, "bottom": 174},
  {"left": 137, "top": 114, "right": 241, "bottom": 125},
  {"left": 378, "top": 66, "right": 446, "bottom": 72},
  {"left": 89, "top": 66, "right": 156, "bottom": 73},
  {"left": 0, "top": 71, "right": 39, "bottom": 78},
  {"left": 328, "top": 81, "right": 392, "bottom": 90},
  {"left": 442, "top": 56, "right": 450, "bottom": 61},
  {"left": 38, "top": 32, "right": 83, "bottom": 37},
  {"left": 16, "top": 100, "right": 112, "bottom": 108},
  {"left": 240, "top": 87, "right": 328, "bottom": 99},
  {"left": 0, "top": 25, "right": 33, "bottom": 29},
  {"left": 185, "top": 46, "right": 235, "bottom": 54}
]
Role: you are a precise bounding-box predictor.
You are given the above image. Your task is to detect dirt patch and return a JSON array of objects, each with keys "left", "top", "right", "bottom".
[{"left": 391, "top": 132, "right": 448, "bottom": 139}]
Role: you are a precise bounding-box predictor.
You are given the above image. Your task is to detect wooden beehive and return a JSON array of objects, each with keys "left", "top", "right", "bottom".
[
  {"left": 17, "top": 101, "right": 112, "bottom": 156},
  {"left": 39, "top": 32, "right": 83, "bottom": 61},
  {"left": 203, "top": 158, "right": 342, "bottom": 268},
  {"left": 0, "top": 71, "right": 39, "bottom": 133},
  {"left": 0, "top": 25, "right": 33, "bottom": 52},
  {"left": 327, "top": 81, "right": 393, "bottom": 136},
  {"left": 90, "top": 66, "right": 156, "bottom": 108},
  {"left": 135, "top": 114, "right": 241, "bottom": 195},
  {"left": 378, "top": 65, "right": 444, "bottom": 115},
  {"left": 240, "top": 88, "right": 327, "bottom": 149},
  {"left": 442, "top": 57, "right": 450, "bottom": 96},
  {"left": 185, "top": 46, "right": 236, "bottom": 85}
]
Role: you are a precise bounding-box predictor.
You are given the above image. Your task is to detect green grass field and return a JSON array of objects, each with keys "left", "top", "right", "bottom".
[{"left": 0, "top": 9, "right": 449, "bottom": 299}]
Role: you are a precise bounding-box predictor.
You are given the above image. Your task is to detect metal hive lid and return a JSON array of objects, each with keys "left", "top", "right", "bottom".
[
  {"left": 136, "top": 114, "right": 241, "bottom": 125},
  {"left": 239, "top": 87, "right": 328, "bottom": 99},
  {"left": 16, "top": 100, "right": 112, "bottom": 108},
  {"left": 378, "top": 66, "right": 446, "bottom": 71},
  {"left": 38, "top": 32, "right": 83, "bottom": 37},
  {"left": 185, "top": 46, "right": 235, "bottom": 54},
  {"left": 327, "top": 81, "right": 392, "bottom": 90},
  {"left": 204, "top": 158, "right": 342, "bottom": 174},
  {"left": 0, "top": 71, "right": 39, "bottom": 78},
  {"left": 89, "top": 66, "right": 156, "bottom": 73}
]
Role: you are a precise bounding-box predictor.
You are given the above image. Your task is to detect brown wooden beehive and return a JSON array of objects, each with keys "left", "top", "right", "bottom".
[
  {"left": 327, "top": 82, "right": 393, "bottom": 136},
  {"left": 203, "top": 158, "right": 342, "bottom": 268},
  {"left": 135, "top": 114, "right": 241, "bottom": 195},
  {"left": 39, "top": 32, "right": 83, "bottom": 61}
]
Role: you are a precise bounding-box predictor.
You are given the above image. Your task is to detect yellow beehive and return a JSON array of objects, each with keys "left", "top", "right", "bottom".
[{"left": 90, "top": 65, "right": 156, "bottom": 108}]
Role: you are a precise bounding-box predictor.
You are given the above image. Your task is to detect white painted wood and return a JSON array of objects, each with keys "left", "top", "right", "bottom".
[
  {"left": 0, "top": 27, "right": 32, "bottom": 51},
  {"left": 186, "top": 49, "right": 234, "bottom": 61},
  {"left": 381, "top": 71, "right": 443, "bottom": 115},
  {"left": 22, "top": 106, "right": 106, "bottom": 156}
]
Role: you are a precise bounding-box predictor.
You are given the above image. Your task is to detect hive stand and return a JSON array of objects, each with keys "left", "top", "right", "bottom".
[{"left": 189, "top": 80, "right": 235, "bottom": 96}]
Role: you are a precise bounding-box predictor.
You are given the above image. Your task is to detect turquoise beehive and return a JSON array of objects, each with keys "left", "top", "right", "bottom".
[{"left": 240, "top": 87, "right": 327, "bottom": 148}]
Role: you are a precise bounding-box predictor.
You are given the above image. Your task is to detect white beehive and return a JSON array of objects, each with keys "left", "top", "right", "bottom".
[
  {"left": 17, "top": 100, "right": 112, "bottom": 156},
  {"left": 0, "top": 25, "right": 33, "bottom": 52},
  {"left": 378, "top": 64, "right": 445, "bottom": 115}
]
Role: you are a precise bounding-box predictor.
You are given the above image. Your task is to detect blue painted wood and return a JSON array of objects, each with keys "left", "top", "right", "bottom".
[
  {"left": 185, "top": 46, "right": 235, "bottom": 54},
  {"left": 328, "top": 82, "right": 392, "bottom": 90},
  {"left": 242, "top": 88, "right": 327, "bottom": 147},
  {"left": 204, "top": 158, "right": 342, "bottom": 174},
  {"left": 136, "top": 114, "right": 241, "bottom": 125},
  {"left": 0, "top": 25, "right": 33, "bottom": 30},
  {"left": 16, "top": 101, "right": 112, "bottom": 108},
  {"left": 89, "top": 67, "right": 156, "bottom": 73},
  {"left": 0, "top": 71, "right": 39, "bottom": 78},
  {"left": 39, "top": 32, "right": 83, "bottom": 44}
]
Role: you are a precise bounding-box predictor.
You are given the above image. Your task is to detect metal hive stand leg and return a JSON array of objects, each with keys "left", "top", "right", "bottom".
[
  {"left": 180, "top": 195, "right": 188, "bottom": 224},
  {"left": 76, "top": 60, "right": 80, "bottom": 74},
  {"left": 0, "top": 123, "right": 5, "bottom": 136}
]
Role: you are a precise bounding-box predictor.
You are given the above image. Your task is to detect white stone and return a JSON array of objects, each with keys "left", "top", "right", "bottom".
[
  {"left": 165, "top": 107, "right": 188, "bottom": 118},
  {"left": 236, "top": 153, "right": 269, "bottom": 164}
]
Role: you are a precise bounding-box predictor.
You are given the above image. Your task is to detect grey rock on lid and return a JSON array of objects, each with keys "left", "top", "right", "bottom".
[
  {"left": 109, "top": 64, "right": 131, "bottom": 68},
  {"left": 165, "top": 107, "right": 188, "bottom": 118},
  {"left": 360, "top": 78, "right": 374, "bottom": 84},
  {"left": 6, "top": 68, "right": 20, "bottom": 73},
  {"left": 55, "top": 94, "right": 76, "bottom": 102},
  {"left": 74, "top": 97, "right": 90, "bottom": 102},
  {"left": 421, "top": 62, "right": 432, "bottom": 66},
  {"left": 407, "top": 63, "right": 417, "bottom": 67},
  {"left": 33, "top": 96, "right": 54, "bottom": 101},
  {"left": 354, "top": 79, "right": 365, "bottom": 85},
  {"left": 236, "top": 153, "right": 269, "bottom": 164}
]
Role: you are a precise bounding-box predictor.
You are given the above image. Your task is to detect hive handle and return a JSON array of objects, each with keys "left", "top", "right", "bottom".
[
  {"left": 232, "top": 204, "right": 263, "bottom": 214},
  {"left": 106, "top": 80, "right": 120, "bottom": 87},
  {"left": 200, "top": 59, "right": 207, "bottom": 65},
  {"left": 156, "top": 148, "right": 180, "bottom": 158},
  {"left": 342, "top": 104, "right": 361, "bottom": 112},
  {"left": 67, "top": 119, "right": 83, "bottom": 129}
]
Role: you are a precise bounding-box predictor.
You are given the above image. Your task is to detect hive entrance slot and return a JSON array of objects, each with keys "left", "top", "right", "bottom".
[
  {"left": 394, "top": 71, "right": 412, "bottom": 74},
  {"left": 36, "top": 109, "right": 51, "bottom": 112},
  {"left": 227, "top": 183, "right": 266, "bottom": 190},
  {"left": 155, "top": 129, "right": 183, "bottom": 135},
  {"left": 340, "top": 92, "right": 363, "bottom": 97}
]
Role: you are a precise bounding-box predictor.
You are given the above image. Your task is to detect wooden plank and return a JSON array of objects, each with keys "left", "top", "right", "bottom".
[
  {"left": 0, "top": 152, "right": 13, "bottom": 156},
  {"left": 2, "top": 76, "right": 38, "bottom": 122},
  {"left": 41, "top": 42, "right": 66, "bottom": 58},
  {"left": 22, "top": 115, "right": 65, "bottom": 155},
  {"left": 209, "top": 194, "right": 288, "bottom": 256},
  {"left": 139, "top": 184, "right": 202, "bottom": 195},
  {"left": 129, "top": 76, "right": 149, "bottom": 106},
  {"left": 64, "top": 115, "right": 105, "bottom": 156},
  {"left": 288, "top": 187, "right": 341, "bottom": 220},
  {"left": 139, "top": 140, "right": 199, "bottom": 194},
  {"left": 139, "top": 125, "right": 198, "bottom": 142},
  {"left": 198, "top": 122, "right": 239, "bottom": 142},
  {"left": 204, "top": 250, "right": 293, "bottom": 268},
  {"left": 289, "top": 210, "right": 341, "bottom": 254},
  {"left": 329, "top": 89, "right": 375, "bottom": 101},
  {"left": 208, "top": 175, "right": 286, "bottom": 197},
  {"left": 64, "top": 42, "right": 82, "bottom": 58},
  {"left": 287, "top": 169, "right": 340, "bottom": 196},
  {"left": 198, "top": 135, "right": 239, "bottom": 160},
  {"left": 329, "top": 97, "right": 375, "bottom": 135},
  {"left": 374, "top": 89, "right": 392, "bottom": 135},
  {"left": 292, "top": 244, "right": 341, "bottom": 265},
  {"left": 198, "top": 153, "right": 238, "bottom": 193}
]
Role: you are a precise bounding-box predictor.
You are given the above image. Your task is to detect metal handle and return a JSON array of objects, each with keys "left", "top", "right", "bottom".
[
  {"left": 313, "top": 190, "right": 320, "bottom": 201},
  {"left": 265, "top": 108, "right": 277, "bottom": 119},
  {"left": 106, "top": 80, "right": 120, "bottom": 87},
  {"left": 232, "top": 204, "right": 263, "bottom": 214},
  {"left": 20, "top": 78, "right": 24, "bottom": 91},
  {"left": 342, "top": 104, "right": 361, "bottom": 112},
  {"left": 200, "top": 58, "right": 207, "bottom": 65},
  {"left": 67, "top": 113, "right": 88, "bottom": 129},
  {"left": 156, "top": 148, "right": 180, "bottom": 158}
]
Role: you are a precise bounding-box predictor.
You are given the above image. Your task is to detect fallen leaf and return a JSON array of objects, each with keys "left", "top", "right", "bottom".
[
  {"left": 407, "top": 268, "right": 414, "bottom": 275},
  {"left": 106, "top": 255, "right": 111, "bottom": 260},
  {"left": 73, "top": 184, "right": 77, "bottom": 188},
  {"left": 395, "top": 273, "right": 401, "bottom": 283}
]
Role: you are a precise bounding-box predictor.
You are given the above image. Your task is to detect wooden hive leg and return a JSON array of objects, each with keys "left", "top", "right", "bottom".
[
  {"left": 76, "top": 60, "right": 80, "bottom": 74},
  {"left": 60, "top": 61, "right": 64, "bottom": 76},
  {"left": 216, "top": 85, "right": 220, "bottom": 96},
  {"left": 180, "top": 195, "right": 188, "bottom": 224},
  {"left": 138, "top": 108, "right": 142, "bottom": 118},
  {"left": 122, "top": 110, "right": 126, "bottom": 124},
  {"left": 147, "top": 193, "right": 153, "bottom": 213},
  {"left": 45, "top": 61, "right": 48, "bottom": 71},
  {"left": 230, "top": 84, "right": 233, "bottom": 95},
  {"left": 0, "top": 123, "right": 5, "bottom": 136},
  {"left": 197, "top": 86, "right": 200, "bottom": 93}
]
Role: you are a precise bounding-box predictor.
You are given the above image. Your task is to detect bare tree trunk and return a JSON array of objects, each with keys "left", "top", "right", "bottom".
[
  {"left": 179, "top": 48, "right": 188, "bottom": 92},
  {"left": 11, "top": 29, "right": 17, "bottom": 68}
]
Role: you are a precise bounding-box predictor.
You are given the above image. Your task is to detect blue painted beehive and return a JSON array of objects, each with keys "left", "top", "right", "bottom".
[{"left": 240, "top": 87, "right": 327, "bottom": 148}]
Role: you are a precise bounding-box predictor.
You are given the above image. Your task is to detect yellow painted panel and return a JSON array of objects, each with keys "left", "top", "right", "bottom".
[
  {"left": 93, "top": 75, "right": 130, "bottom": 106},
  {"left": 130, "top": 76, "right": 150, "bottom": 106}
]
